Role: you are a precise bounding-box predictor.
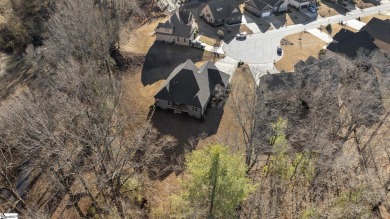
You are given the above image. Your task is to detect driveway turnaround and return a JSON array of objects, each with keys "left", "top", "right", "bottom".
[
  {"left": 215, "top": 56, "right": 238, "bottom": 80},
  {"left": 223, "top": 3, "right": 390, "bottom": 64}
]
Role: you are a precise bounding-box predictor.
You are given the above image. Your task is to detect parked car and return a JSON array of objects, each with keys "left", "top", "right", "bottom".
[
  {"left": 236, "top": 32, "right": 247, "bottom": 40},
  {"left": 191, "top": 40, "right": 205, "bottom": 49},
  {"left": 277, "top": 46, "right": 282, "bottom": 55},
  {"left": 308, "top": 6, "right": 316, "bottom": 13}
]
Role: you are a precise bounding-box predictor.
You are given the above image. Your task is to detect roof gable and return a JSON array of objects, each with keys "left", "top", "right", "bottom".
[
  {"left": 155, "top": 60, "right": 229, "bottom": 108},
  {"left": 157, "top": 9, "right": 194, "bottom": 38},
  {"left": 205, "top": 0, "right": 242, "bottom": 20},
  {"left": 360, "top": 18, "right": 390, "bottom": 44}
]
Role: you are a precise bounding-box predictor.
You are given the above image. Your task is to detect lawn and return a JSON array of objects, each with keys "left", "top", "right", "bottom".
[
  {"left": 360, "top": 14, "right": 390, "bottom": 23},
  {"left": 119, "top": 17, "right": 167, "bottom": 55},
  {"left": 275, "top": 32, "right": 327, "bottom": 72},
  {"left": 353, "top": 0, "right": 375, "bottom": 9},
  {"left": 200, "top": 35, "right": 218, "bottom": 45},
  {"left": 317, "top": 1, "right": 347, "bottom": 17},
  {"left": 320, "top": 23, "right": 358, "bottom": 37}
]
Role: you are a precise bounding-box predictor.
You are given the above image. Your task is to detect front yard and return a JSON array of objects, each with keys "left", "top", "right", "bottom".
[
  {"left": 317, "top": 0, "right": 348, "bottom": 17},
  {"left": 320, "top": 22, "right": 358, "bottom": 37},
  {"left": 275, "top": 31, "right": 327, "bottom": 72}
]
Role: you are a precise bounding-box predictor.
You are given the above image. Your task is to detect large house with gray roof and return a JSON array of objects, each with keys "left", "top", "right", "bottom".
[
  {"left": 154, "top": 60, "right": 230, "bottom": 119},
  {"left": 244, "top": 0, "right": 288, "bottom": 17},
  {"left": 155, "top": 9, "right": 196, "bottom": 46},
  {"left": 199, "top": 0, "right": 242, "bottom": 26}
]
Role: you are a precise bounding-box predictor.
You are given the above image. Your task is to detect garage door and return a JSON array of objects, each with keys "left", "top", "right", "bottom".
[
  {"left": 262, "top": 11, "right": 271, "bottom": 17},
  {"left": 300, "top": 4, "right": 309, "bottom": 9}
]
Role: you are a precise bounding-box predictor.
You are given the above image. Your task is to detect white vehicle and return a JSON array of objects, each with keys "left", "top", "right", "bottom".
[{"left": 236, "top": 32, "right": 247, "bottom": 40}]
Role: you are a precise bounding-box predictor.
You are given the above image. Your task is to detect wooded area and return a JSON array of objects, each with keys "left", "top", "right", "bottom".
[{"left": 0, "top": 0, "right": 389, "bottom": 218}]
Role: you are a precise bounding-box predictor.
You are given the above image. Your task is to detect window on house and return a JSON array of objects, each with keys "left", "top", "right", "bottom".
[
  {"left": 168, "top": 101, "right": 171, "bottom": 105},
  {"left": 177, "top": 37, "right": 179, "bottom": 41},
  {"left": 194, "top": 107, "right": 198, "bottom": 112},
  {"left": 184, "top": 38, "right": 186, "bottom": 42}
]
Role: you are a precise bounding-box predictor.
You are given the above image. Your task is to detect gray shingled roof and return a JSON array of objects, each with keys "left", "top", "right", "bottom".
[
  {"left": 246, "top": 0, "right": 271, "bottom": 10},
  {"left": 199, "top": 61, "right": 230, "bottom": 89},
  {"left": 261, "top": 0, "right": 284, "bottom": 7},
  {"left": 360, "top": 18, "right": 390, "bottom": 44},
  {"left": 206, "top": 0, "right": 242, "bottom": 21},
  {"left": 156, "top": 9, "right": 195, "bottom": 38},
  {"left": 290, "top": 0, "right": 310, "bottom": 3},
  {"left": 155, "top": 60, "right": 230, "bottom": 108}
]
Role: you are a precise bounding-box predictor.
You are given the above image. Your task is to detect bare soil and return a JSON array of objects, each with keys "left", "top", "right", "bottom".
[{"left": 275, "top": 32, "right": 327, "bottom": 72}]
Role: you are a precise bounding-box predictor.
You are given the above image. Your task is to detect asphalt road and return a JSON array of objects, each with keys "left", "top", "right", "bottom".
[{"left": 223, "top": 3, "right": 390, "bottom": 64}]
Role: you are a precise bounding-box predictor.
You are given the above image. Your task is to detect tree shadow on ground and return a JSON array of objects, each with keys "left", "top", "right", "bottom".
[
  {"left": 141, "top": 43, "right": 205, "bottom": 86},
  {"left": 147, "top": 102, "right": 226, "bottom": 180}
]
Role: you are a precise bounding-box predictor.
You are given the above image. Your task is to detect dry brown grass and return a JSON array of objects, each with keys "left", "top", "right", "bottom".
[
  {"left": 353, "top": 0, "right": 375, "bottom": 9},
  {"left": 200, "top": 35, "right": 217, "bottom": 45},
  {"left": 119, "top": 17, "right": 167, "bottom": 55},
  {"left": 360, "top": 14, "right": 390, "bottom": 23},
  {"left": 240, "top": 24, "right": 253, "bottom": 34},
  {"left": 320, "top": 23, "right": 358, "bottom": 37},
  {"left": 275, "top": 32, "right": 327, "bottom": 72},
  {"left": 148, "top": 65, "right": 252, "bottom": 217},
  {"left": 318, "top": 1, "right": 346, "bottom": 17}
]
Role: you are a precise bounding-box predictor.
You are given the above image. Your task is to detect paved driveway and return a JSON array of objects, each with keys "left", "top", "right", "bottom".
[
  {"left": 223, "top": 34, "right": 281, "bottom": 64},
  {"left": 223, "top": 3, "right": 390, "bottom": 64}
]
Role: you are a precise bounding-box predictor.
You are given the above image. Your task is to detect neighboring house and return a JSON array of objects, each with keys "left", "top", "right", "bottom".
[
  {"left": 245, "top": 0, "right": 273, "bottom": 17},
  {"left": 245, "top": 0, "right": 288, "bottom": 17},
  {"left": 327, "top": 28, "right": 379, "bottom": 58},
  {"left": 154, "top": 60, "right": 230, "bottom": 119},
  {"left": 289, "top": 0, "right": 311, "bottom": 9},
  {"left": 155, "top": 9, "right": 196, "bottom": 46},
  {"left": 199, "top": 0, "right": 242, "bottom": 26},
  {"left": 360, "top": 18, "right": 390, "bottom": 49}
]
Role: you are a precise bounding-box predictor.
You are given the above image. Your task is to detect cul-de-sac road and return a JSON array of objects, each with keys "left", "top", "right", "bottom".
[{"left": 222, "top": 3, "right": 390, "bottom": 64}]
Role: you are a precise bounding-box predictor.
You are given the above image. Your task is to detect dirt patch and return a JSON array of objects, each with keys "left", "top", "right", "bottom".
[
  {"left": 318, "top": 1, "right": 347, "bottom": 17},
  {"left": 119, "top": 17, "right": 167, "bottom": 55},
  {"left": 275, "top": 32, "right": 327, "bottom": 72},
  {"left": 360, "top": 14, "right": 390, "bottom": 23}
]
